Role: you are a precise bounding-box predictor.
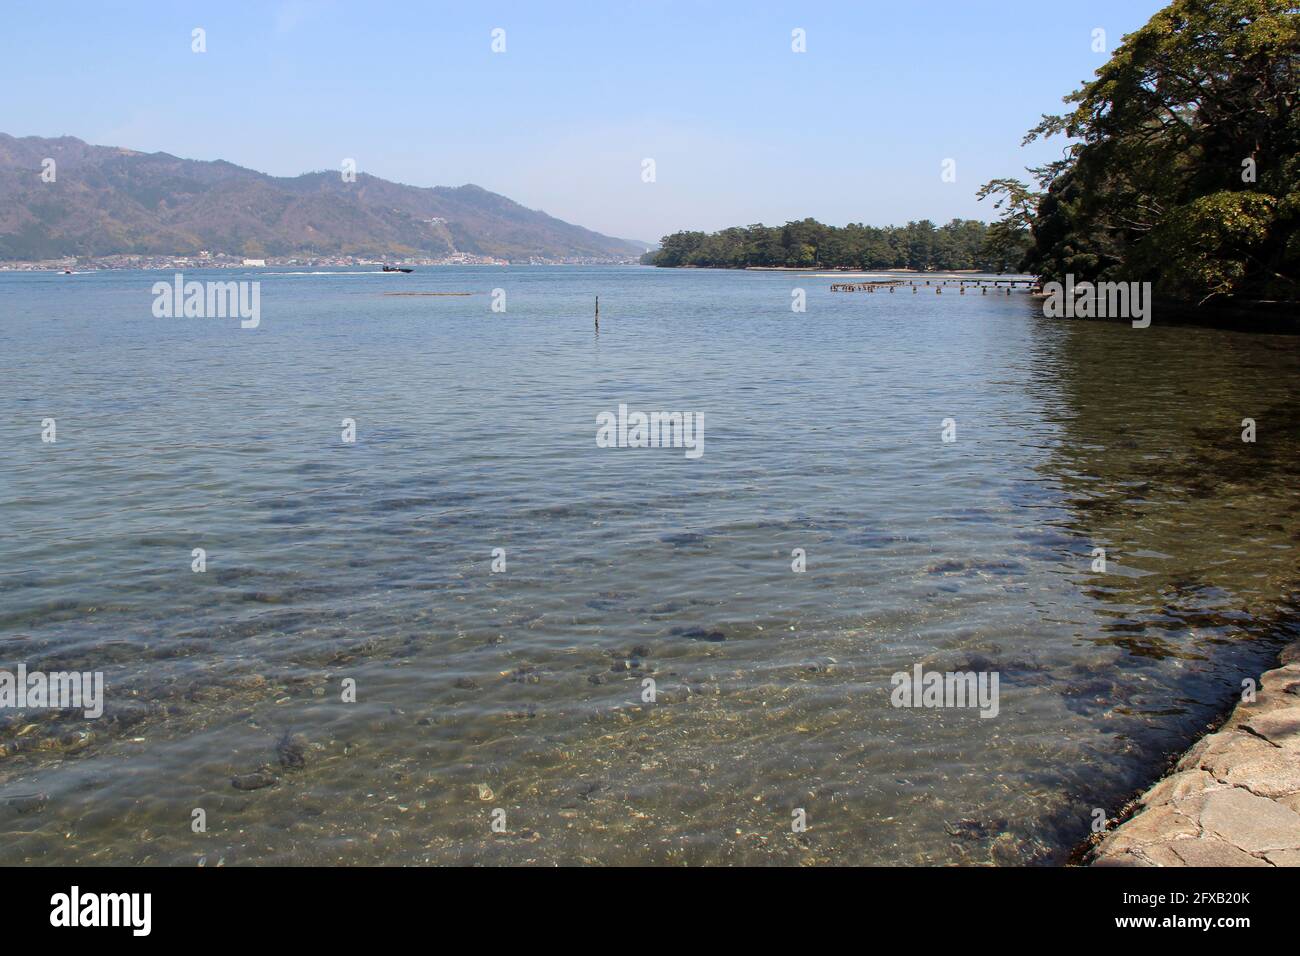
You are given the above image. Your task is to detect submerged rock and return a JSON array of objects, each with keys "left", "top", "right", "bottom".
[
  {"left": 944, "top": 817, "right": 1009, "bottom": 841},
  {"left": 231, "top": 770, "right": 278, "bottom": 791},
  {"left": 671, "top": 627, "right": 726, "bottom": 643},
  {"left": 276, "top": 732, "right": 307, "bottom": 770},
  {"left": 7, "top": 792, "right": 48, "bottom": 814}
]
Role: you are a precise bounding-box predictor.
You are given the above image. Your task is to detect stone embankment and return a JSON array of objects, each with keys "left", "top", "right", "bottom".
[{"left": 1092, "top": 641, "right": 1300, "bottom": 867}]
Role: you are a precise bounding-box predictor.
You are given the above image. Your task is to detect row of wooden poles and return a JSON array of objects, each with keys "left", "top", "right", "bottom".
[{"left": 830, "top": 278, "right": 1041, "bottom": 295}]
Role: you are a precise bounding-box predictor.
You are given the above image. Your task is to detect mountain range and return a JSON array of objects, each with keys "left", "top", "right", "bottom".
[{"left": 0, "top": 133, "right": 648, "bottom": 262}]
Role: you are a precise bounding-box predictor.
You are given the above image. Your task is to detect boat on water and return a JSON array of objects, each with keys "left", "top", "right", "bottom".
[{"left": 382, "top": 265, "right": 414, "bottom": 274}]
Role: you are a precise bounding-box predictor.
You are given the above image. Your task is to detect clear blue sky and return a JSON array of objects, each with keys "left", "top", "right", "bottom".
[{"left": 1, "top": 0, "right": 1167, "bottom": 243}]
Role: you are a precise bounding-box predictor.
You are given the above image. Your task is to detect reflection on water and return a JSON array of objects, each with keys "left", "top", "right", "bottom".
[
  {"left": 1036, "top": 319, "right": 1299, "bottom": 653},
  {"left": 0, "top": 267, "right": 1296, "bottom": 864}
]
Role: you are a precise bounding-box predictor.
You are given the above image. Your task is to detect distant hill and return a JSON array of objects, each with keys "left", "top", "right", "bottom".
[{"left": 0, "top": 134, "right": 647, "bottom": 262}]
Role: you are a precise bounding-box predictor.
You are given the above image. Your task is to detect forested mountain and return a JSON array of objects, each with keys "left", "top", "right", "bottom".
[{"left": 0, "top": 134, "right": 647, "bottom": 261}]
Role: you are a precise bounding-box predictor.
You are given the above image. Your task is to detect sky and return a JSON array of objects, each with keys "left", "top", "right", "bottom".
[{"left": 1, "top": 0, "right": 1169, "bottom": 244}]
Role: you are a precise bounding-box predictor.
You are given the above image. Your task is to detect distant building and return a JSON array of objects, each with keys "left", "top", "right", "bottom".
[{"left": 242, "top": 258, "right": 266, "bottom": 267}]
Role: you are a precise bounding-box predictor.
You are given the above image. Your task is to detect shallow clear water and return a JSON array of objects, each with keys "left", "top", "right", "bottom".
[{"left": 1, "top": 266, "right": 1297, "bottom": 865}]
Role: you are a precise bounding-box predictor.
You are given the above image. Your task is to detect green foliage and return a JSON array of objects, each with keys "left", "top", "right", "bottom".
[
  {"left": 976, "top": 178, "right": 1038, "bottom": 272},
  {"left": 646, "top": 218, "right": 1015, "bottom": 272},
  {"left": 1017, "top": 0, "right": 1299, "bottom": 303},
  {"left": 1145, "top": 191, "right": 1279, "bottom": 300}
]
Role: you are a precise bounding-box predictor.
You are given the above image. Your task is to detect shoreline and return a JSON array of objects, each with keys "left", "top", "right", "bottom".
[{"left": 1085, "top": 638, "right": 1300, "bottom": 867}]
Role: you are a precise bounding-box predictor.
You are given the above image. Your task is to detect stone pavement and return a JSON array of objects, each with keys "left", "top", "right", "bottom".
[{"left": 1092, "top": 640, "right": 1300, "bottom": 867}]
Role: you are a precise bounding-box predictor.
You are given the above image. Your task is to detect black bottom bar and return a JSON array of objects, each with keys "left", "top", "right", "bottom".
[{"left": 3, "top": 865, "right": 1278, "bottom": 940}]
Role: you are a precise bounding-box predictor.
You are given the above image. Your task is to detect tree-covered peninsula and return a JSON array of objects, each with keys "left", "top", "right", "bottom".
[
  {"left": 642, "top": 218, "right": 1023, "bottom": 272},
  {"left": 647, "top": 0, "right": 1298, "bottom": 309}
]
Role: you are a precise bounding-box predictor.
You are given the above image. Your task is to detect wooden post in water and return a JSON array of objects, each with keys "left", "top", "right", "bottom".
[{"left": 595, "top": 296, "right": 600, "bottom": 329}]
